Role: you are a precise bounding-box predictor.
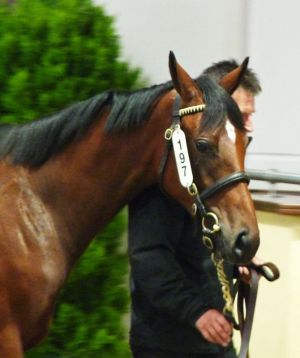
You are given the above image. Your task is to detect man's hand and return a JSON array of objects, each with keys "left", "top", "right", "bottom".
[
  {"left": 238, "top": 256, "right": 264, "bottom": 283},
  {"left": 194, "top": 309, "right": 232, "bottom": 347}
]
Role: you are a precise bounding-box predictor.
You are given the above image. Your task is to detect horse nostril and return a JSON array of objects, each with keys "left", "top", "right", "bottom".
[{"left": 234, "top": 229, "right": 251, "bottom": 259}]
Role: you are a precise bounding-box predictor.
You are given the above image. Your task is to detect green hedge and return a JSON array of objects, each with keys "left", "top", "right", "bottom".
[
  {"left": 0, "top": 0, "right": 142, "bottom": 123},
  {"left": 0, "top": 0, "right": 142, "bottom": 356}
]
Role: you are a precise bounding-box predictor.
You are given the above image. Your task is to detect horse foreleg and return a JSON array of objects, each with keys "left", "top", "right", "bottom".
[{"left": 0, "top": 323, "right": 24, "bottom": 358}]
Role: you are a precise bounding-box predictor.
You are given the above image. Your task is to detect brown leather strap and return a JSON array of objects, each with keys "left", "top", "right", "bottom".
[
  {"left": 236, "top": 262, "right": 280, "bottom": 358},
  {"left": 217, "top": 271, "right": 258, "bottom": 358},
  {"left": 237, "top": 269, "right": 259, "bottom": 358},
  {"left": 248, "top": 262, "right": 280, "bottom": 282},
  {"left": 218, "top": 261, "right": 280, "bottom": 358}
]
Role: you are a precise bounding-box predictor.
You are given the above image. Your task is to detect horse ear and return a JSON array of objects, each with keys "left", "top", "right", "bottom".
[
  {"left": 219, "top": 57, "right": 249, "bottom": 94},
  {"left": 169, "top": 51, "right": 197, "bottom": 101}
]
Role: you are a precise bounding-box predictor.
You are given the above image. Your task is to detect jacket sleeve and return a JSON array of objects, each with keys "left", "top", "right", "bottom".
[{"left": 128, "top": 186, "right": 212, "bottom": 327}]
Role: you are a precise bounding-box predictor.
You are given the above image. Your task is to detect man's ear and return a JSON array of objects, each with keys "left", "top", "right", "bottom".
[
  {"left": 169, "top": 51, "right": 202, "bottom": 102},
  {"left": 219, "top": 57, "right": 249, "bottom": 94}
]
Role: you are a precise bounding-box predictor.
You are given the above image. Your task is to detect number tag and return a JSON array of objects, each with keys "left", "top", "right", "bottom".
[{"left": 171, "top": 127, "right": 194, "bottom": 187}]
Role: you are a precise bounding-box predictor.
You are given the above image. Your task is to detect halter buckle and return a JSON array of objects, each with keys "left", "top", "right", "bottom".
[
  {"left": 188, "top": 183, "right": 198, "bottom": 196},
  {"left": 164, "top": 128, "right": 173, "bottom": 140}
]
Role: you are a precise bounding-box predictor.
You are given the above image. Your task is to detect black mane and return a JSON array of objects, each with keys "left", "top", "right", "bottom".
[
  {"left": 0, "top": 76, "right": 243, "bottom": 168},
  {"left": 0, "top": 92, "right": 112, "bottom": 168}
]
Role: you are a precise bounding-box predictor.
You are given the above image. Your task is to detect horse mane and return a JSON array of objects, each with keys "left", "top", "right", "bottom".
[
  {"left": 0, "top": 92, "right": 113, "bottom": 168},
  {"left": 0, "top": 76, "right": 244, "bottom": 168},
  {"left": 105, "top": 81, "right": 173, "bottom": 132},
  {"left": 105, "top": 75, "right": 244, "bottom": 133}
]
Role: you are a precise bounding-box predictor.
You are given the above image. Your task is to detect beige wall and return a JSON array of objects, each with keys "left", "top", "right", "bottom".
[
  {"left": 96, "top": 0, "right": 246, "bottom": 85},
  {"left": 95, "top": 0, "right": 300, "bottom": 175},
  {"left": 234, "top": 211, "right": 300, "bottom": 357}
]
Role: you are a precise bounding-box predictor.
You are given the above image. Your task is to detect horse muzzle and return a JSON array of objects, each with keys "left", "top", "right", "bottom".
[{"left": 232, "top": 228, "right": 260, "bottom": 264}]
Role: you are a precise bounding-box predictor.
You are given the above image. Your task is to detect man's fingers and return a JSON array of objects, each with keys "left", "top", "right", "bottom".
[
  {"left": 239, "top": 266, "right": 251, "bottom": 283},
  {"left": 216, "top": 314, "right": 232, "bottom": 334},
  {"left": 252, "top": 256, "right": 264, "bottom": 266},
  {"left": 202, "top": 324, "right": 231, "bottom": 346},
  {"left": 195, "top": 309, "right": 232, "bottom": 346},
  {"left": 211, "top": 318, "right": 232, "bottom": 345}
]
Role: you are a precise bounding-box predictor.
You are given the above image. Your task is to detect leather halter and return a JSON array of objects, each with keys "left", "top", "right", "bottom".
[
  {"left": 159, "top": 95, "right": 250, "bottom": 224},
  {"left": 199, "top": 171, "right": 250, "bottom": 203},
  {"left": 159, "top": 96, "right": 282, "bottom": 358}
]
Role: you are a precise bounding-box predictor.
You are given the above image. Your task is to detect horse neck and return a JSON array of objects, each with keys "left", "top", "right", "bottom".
[{"left": 29, "top": 95, "right": 174, "bottom": 265}]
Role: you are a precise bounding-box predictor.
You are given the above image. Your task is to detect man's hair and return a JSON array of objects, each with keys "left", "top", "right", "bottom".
[{"left": 202, "top": 59, "right": 261, "bottom": 95}]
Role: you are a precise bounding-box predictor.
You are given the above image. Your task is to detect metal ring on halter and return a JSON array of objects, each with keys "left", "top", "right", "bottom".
[
  {"left": 191, "top": 203, "right": 197, "bottom": 216},
  {"left": 202, "top": 212, "right": 221, "bottom": 235},
  {"left": 164, "top": 128, "right": 173, "bottom": 140},
  {"left": 188, "top": 183, "right": 198, "bottom": 196},
  {"left": 202, "top": 236, "right": 214, "bottom": 250}
]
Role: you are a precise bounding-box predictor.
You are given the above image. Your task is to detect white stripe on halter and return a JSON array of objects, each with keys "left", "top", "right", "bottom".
[{"left": 179, "top": 104, "right": 206, "bottom": 117}]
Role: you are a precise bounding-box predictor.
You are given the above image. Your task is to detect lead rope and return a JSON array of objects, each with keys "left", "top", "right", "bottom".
[
  {"left": 211, "top": 251, "right": 237, "bottom": 358},
  {"left": 201, "top": 215, "right": 236, "bottom": 358},
  {"left": 211, "top": 253, "right": 237, "bottom": 358},
  {"left": 211, "top": 253, "right": 234, "bottom": 318}
]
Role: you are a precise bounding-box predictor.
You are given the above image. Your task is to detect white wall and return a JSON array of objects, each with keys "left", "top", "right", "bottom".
[
  {"left": 97, "top": 0, "right": 246, "bottom": 83},
  {"left": 95, "top": 0, "right": 300, "bottom": 175},
  {"left": 245, "top": 0, "right": 300, "bottom": 174}
]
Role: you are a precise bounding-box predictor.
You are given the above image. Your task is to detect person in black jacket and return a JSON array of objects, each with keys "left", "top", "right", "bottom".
[{"left": 128, "top": 60, "right": 261, "bottom": 358}]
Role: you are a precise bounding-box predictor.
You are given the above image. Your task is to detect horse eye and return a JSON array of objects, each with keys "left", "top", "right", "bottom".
[{"left": 196, "top": 140, "right": 213, "bottom": 153}]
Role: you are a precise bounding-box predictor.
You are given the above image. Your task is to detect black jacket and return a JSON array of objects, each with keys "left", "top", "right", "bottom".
[{"left": 128, "top": 186, "right": 236, "bottom": 355}]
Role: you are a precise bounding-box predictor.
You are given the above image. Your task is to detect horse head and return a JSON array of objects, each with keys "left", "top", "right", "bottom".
[{"left": 162, "top": 52, "right": 259, "bottom": 264}]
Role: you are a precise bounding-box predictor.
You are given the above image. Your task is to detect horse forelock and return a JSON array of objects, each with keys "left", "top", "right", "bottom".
[{"left": 195, "top": 75, "right": 245, "bottom": 133}]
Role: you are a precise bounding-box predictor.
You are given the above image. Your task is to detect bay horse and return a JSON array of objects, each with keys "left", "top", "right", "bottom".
[{"left": 0, "top": 52, "right": 259, "bottom": 356}]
